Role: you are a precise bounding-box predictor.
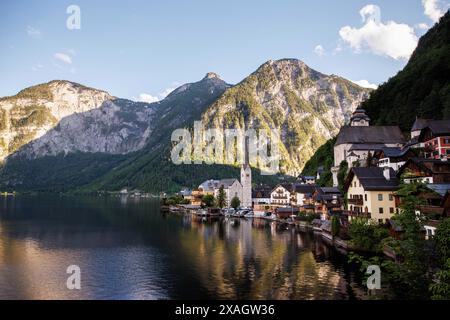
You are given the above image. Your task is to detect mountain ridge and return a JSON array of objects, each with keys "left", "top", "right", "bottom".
[{"left": 0, "top": 59, "right": 370, "bottom": 192}]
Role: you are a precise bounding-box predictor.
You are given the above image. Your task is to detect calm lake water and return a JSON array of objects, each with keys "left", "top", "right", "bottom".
[{"left": 0, "top": 195, "right": 368, "bottom": 300}]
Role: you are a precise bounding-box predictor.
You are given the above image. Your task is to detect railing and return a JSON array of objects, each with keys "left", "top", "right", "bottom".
[
  {"left": 418, "top": 205, "right": 444, "bottom": 215},
  {"left": 343, "top": 210, "right": 371, "bottom": 218},
  {"left": 348, "top": 198, "right": 363, "bottom": 206},
  {"left": 272, "top": 195, "right": 288, "bottom": 200}
]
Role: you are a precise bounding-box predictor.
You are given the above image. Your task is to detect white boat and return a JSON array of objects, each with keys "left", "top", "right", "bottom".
[{"left": 244, "top": 211, "right": 255, "bottom": 218}]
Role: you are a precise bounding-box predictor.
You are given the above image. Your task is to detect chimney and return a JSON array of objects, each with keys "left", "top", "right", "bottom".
[{"left": 383, "top": 167, "right": 390, "bottom": 181}]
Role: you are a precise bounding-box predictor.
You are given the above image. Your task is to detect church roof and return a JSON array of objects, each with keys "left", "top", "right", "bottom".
[
  {"left": 218, "top": 179, "right": 240, "bottom": 188},
  {"left": 336, "top": 126, "right": 405, "bottom": 146},
  {"left": 411, "top": 118, "right": 431, "bottom": 132}
]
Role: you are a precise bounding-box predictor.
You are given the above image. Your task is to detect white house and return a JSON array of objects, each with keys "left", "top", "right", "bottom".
[
  {"left": 270, "top": 184, "right": 292, "bottom": 206},
  {"left": 294, "top": 184, "right": 316, "bottom": 206}
]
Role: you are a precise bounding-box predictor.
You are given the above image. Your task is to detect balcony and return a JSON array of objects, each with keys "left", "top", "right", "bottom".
[
  {"left": 348, "top": 198, "right": 363, "bottom": 206},
  {"left": 272, "top": 195, "right": 288, "bottom": 200},
  {"left": 343, "top": 210, "right": 371, "bottom": 219},
  {"left": 418, "top": 205, "right": 444, "bottom": 216}
]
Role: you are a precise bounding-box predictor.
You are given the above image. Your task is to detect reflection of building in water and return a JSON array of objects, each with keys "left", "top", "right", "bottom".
[{"left": 178, "top": 218, "right": 354, "bottom": 299}]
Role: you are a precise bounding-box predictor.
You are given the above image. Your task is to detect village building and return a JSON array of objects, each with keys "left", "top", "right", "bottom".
[
  {"left": 252, "top": 184, "right": 272, "bottom": 205},
  {"left": 194, "top": 178, "right": 243, "bottom": 207},
  {"left": 419, "top": 121, "right": 450, "bottom": 159},
  {"left": 294, "top": 184, "right": 316, "bottom": 207},
  {"left": 316, "top": 166, "right": 325, "bottom": 180},
  {"left": 344, "top": 167, "right": 399, "bottom": 224},
  {"left": 373, "top": 147, "right": 416, "bottom": 172},
  {"left": 214, "top": 179, "right": 243, "bottom": 207},
  {"left": 313, "top": 187, "right": 343, "bottom": 220},
  {"left": 397, "top": 158, "right": 450, "bottom": 184},
  {"left": 270, "top": 184, "right": 292, "bottom": 206},
  {"left": 297, "top": 175, "right": 316, "bottom": 185},
  {"left": 331, "top": 108, "right": 405, "bottom": 186}
]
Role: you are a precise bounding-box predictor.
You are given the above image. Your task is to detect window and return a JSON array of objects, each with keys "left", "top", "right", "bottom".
[
  {"left": 365, "top": 194, "right": 367, "bottom": 201},
  {"left": 378, "top": 194, "right": 383, "bottom": 201},
  {"left": 389, "top": 207, "right": 394, "bottom": 214},
  {"left": 379, "top": 208, "right": 384, "bottom": 214},
  {"left": 378, "top": 219, "right": 383, "bottom": 224},
  {"left": 389, "top": 194, "right": 394, "bottom": 201}
]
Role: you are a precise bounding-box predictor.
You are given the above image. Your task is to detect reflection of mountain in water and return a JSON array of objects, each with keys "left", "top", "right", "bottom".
[
  {"left": 177, "top": 216, "right": 356, "bottom": 299},
  {"left": 0, "top": 196, "right": 371, "bottom": 299}
]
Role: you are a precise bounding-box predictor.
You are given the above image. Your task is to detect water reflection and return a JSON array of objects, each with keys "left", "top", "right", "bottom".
[{"left": 0, "top": 196, "right": 363, "bottom": 300}]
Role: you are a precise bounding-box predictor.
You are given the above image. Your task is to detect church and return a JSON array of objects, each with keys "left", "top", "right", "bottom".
[
  {"left": 197, "top": 149, "right": 252, "bottom": 208},
  {"left": 331, "top": 108, "right": 405, "bottom": 187}
]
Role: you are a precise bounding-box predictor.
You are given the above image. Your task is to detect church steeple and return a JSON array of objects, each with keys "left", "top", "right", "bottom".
[
  {"left": 241, "top": 136, "right": 252, "bottom": 208},
  {"left": 350, "top": 108, "right": 370, "bottom": 127}
]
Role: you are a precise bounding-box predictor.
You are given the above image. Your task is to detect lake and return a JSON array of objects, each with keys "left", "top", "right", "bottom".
[{"left": 0, "top": 195, "right": 368, "bottom": 300}]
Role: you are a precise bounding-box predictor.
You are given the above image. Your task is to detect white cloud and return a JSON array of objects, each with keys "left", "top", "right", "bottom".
[
  {"left": 313, "top": 45, "right": 326, "bottom": 57},
  {"left": 26, "top": 26, "right": 42, "bottom": 39},
  {"left": 422, "top": 0, "right": 448, "bottom": 23},
  {"left": 137, "top": 93, "right": 160, "bottom": 104},
  {"left": 53, "top": 52, "right": 72, "bottom": 64},
  {"left": 415, "top": 22, "right": 430, "bottom": 30},
  {"left": 339, "top": 5, "right": 418, "bottom": 60},
  {"left": 351, "top": 79, "right": 378, "bottom": 89}
]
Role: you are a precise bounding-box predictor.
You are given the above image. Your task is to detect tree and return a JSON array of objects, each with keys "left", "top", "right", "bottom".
[
  {"left": 379, "top": 183, "right": 432, "bottom": 299},
  {"left": 434, "top": 218, "right": 450, "bottom": 264},
  {"left": 337, "top": 160, "right": 348, "bottom": 191},
  {"left": 430, "top": 258, "right": 450, "bottom": 300},
  {"left": 202, "top": 194, "right": 215, "bottom": 208},
  {"left": 217, "top": 186, "right": 226, "bottom": 208},
  {"left": 331, "top": 215, "right": 340, "bottom": 238},
  {"left": 430, "top": 218, "right": 450, "bottom": 300},
  {"left": 231, "top": 196, "right": 240, "bottom": 210},
  {"left": 348, "top": 218, "right": 390, "bottom": 252}
]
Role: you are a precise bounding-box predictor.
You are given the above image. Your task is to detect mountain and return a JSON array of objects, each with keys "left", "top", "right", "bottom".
[
  {"left": 0, "top": 74, "right": 231, "bottom": 191},
  {"left": 302, "top": 11, "right": 450, "bottom": 184},
  {"left": 200, "top": 59, "right": 370, "bottom": 175},
  {"left": 361, "top": 10, "right": 450, "bottom": 131},
  {"left": 0, "top": 80, "right": 112, "bottom": 161},
  {"left": 0, "top": 60, "right": 370, "bottom": 193}
]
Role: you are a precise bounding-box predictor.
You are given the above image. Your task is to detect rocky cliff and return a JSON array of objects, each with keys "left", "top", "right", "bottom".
[{"left": 201, "top": 59, "right": 370, "bottom": 175}]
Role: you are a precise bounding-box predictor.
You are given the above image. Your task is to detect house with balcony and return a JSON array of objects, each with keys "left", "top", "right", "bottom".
[
  {"left": 270, "top": 184, "right": 292, "bottom": 206},
  {"left": 397, "top": 157, "right": 450, "bottom": 184},
  {"left": 343, "top": 167, "right": 399, "bottom": 224},
  {"left": 312, "top": 187, "right": 343, "bottom": 220},
  {"left": 373, "top": 147, "right": 416, "bottom": 172},
  {"left": 407, "top": 119, "right": 450, "bottom": 159}
]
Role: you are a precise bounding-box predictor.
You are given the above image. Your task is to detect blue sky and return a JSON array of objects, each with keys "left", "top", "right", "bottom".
[{"left": 0, "top": 0, "right": 448, "bottom": 101}]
